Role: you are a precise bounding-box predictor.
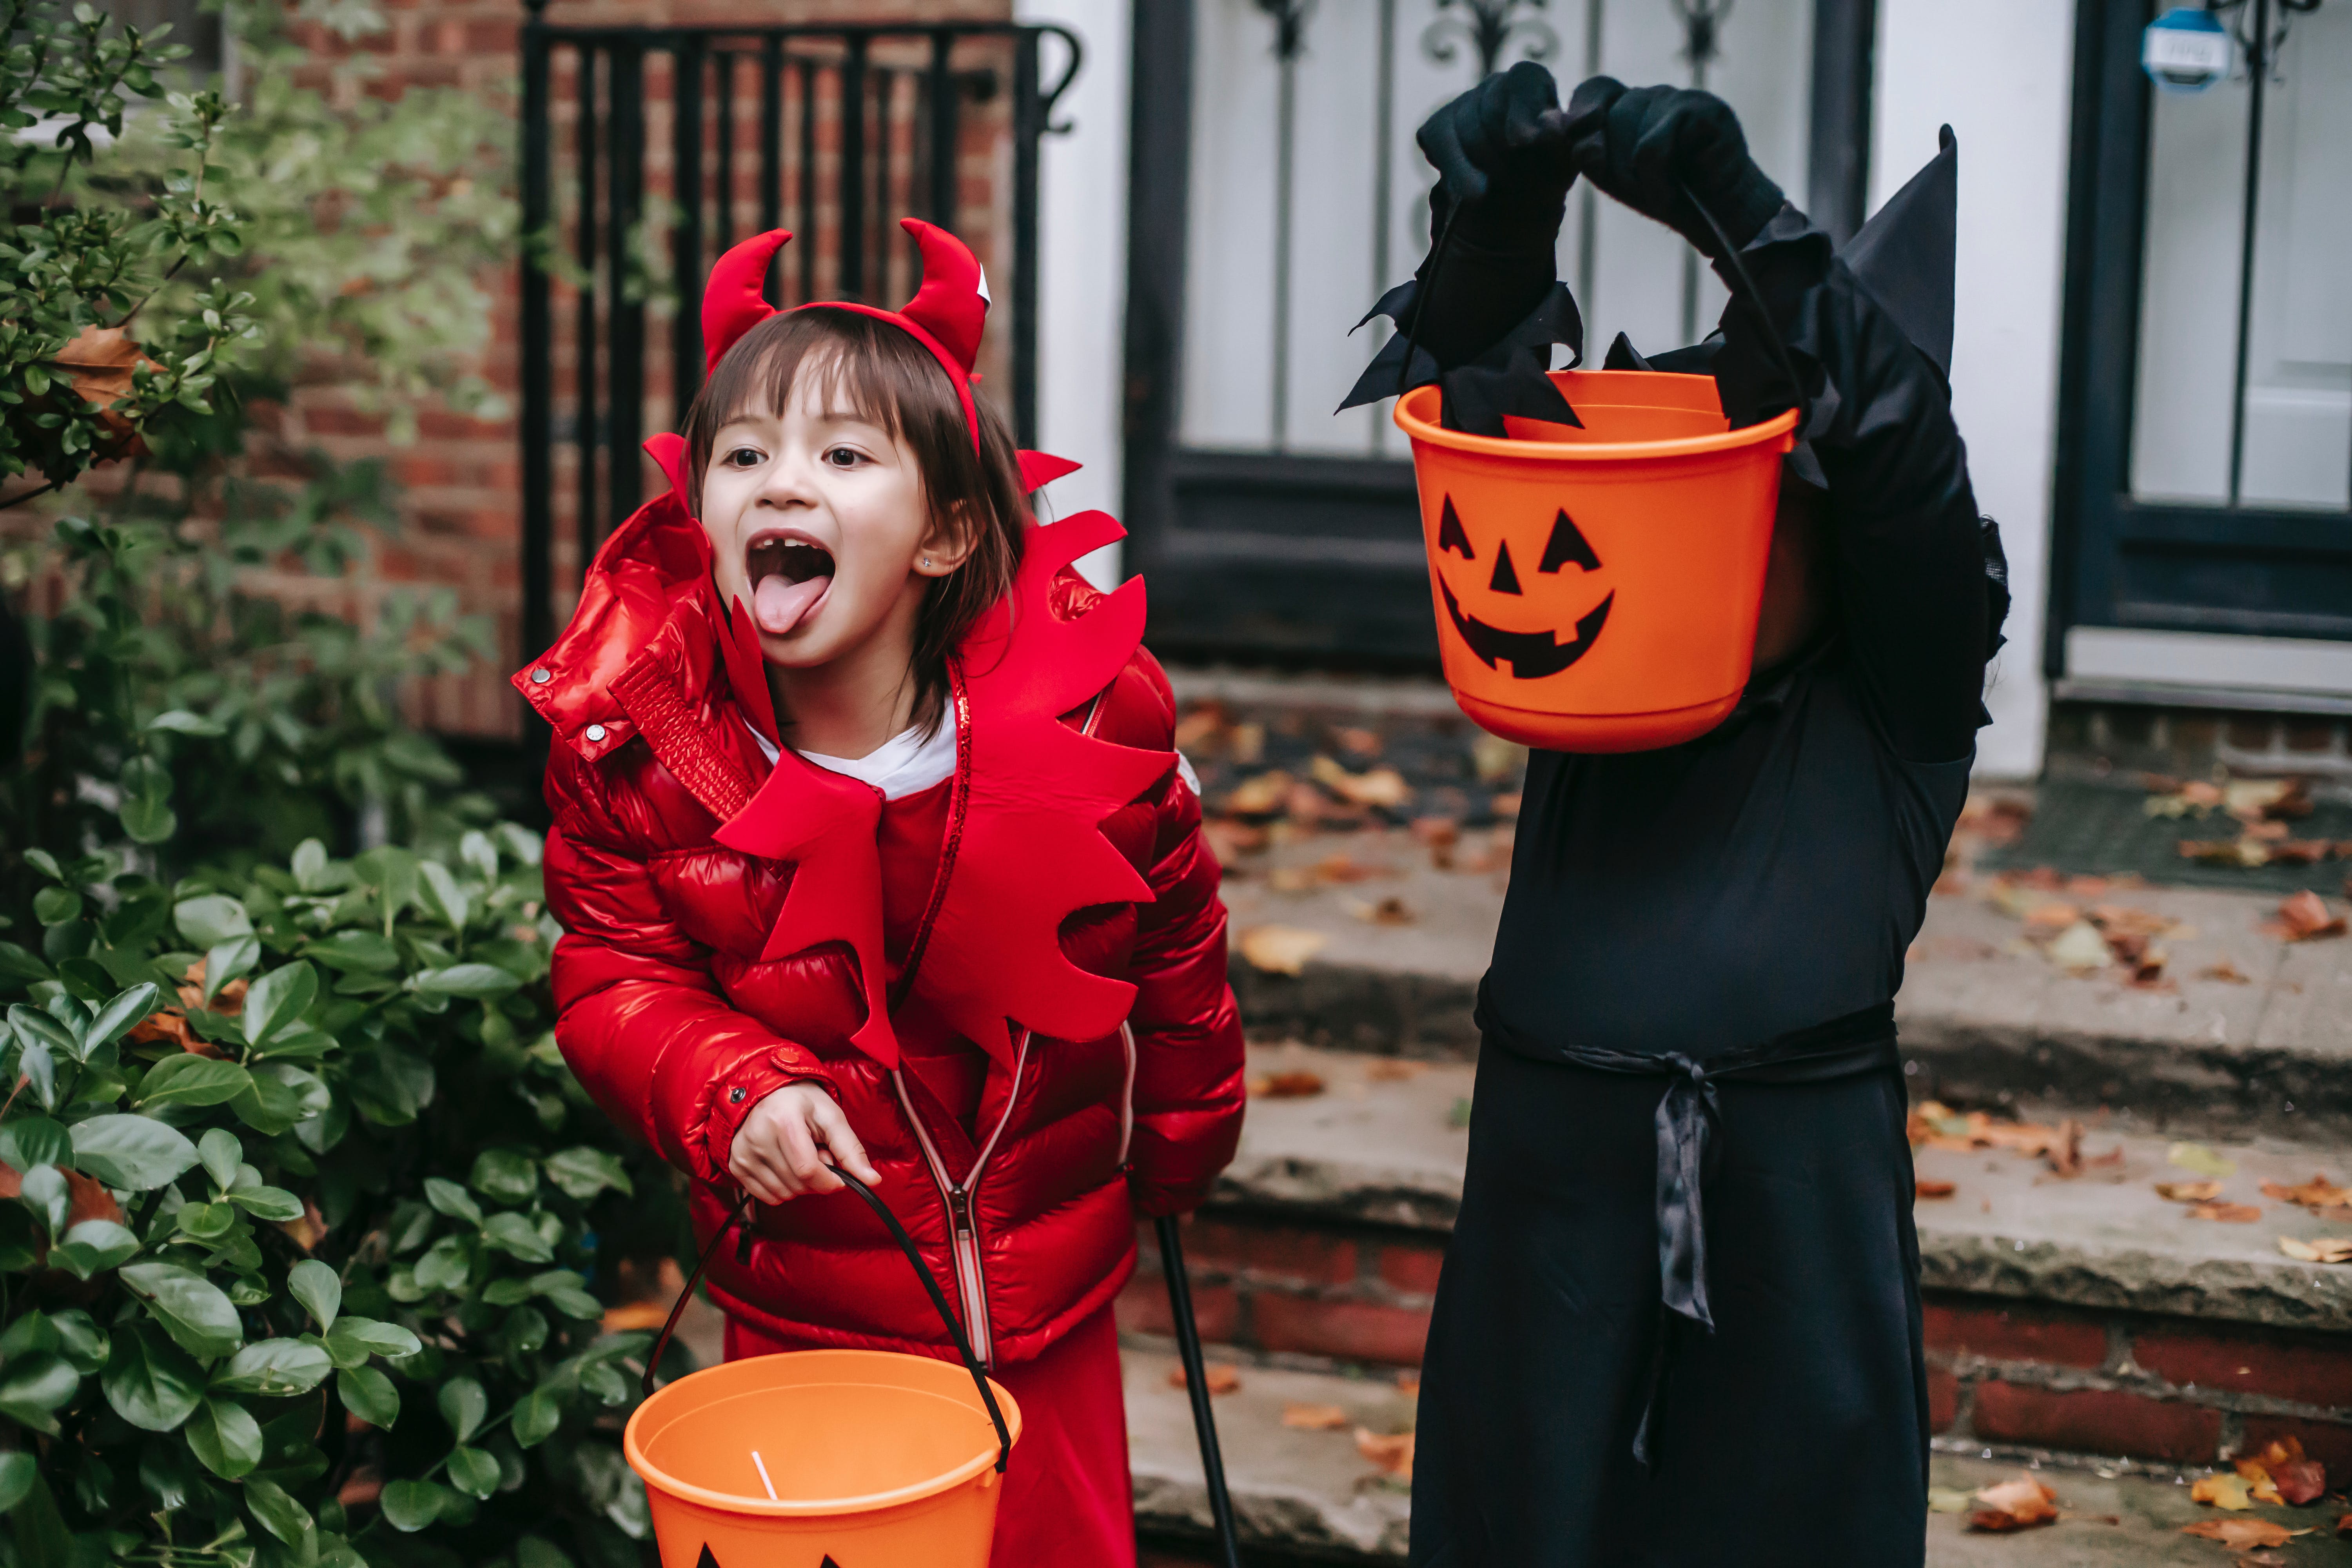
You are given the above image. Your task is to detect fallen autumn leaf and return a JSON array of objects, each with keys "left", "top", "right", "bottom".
[
  {"left": 1355, "top": 1428, "right": 1415, "bottom": 1482},
  {"left": 2261, "top": 1174, "right": 2352, "bottom": 1211},
  {"left": 1248, "top": 1071, "right": 1326, "bottom": 1100},
  {"left": 2279, "top": 1236, "right": 2352, "bottom": 1264},
  {"left": 1281, "top": 1403, "right": 1350, "bottom": 1431},
  {"left": 2180, "top": 1518, "right": 2306, "bottom": 1548},
  {"left": 1967, "top": 1474, "right": 2058, "bottom": 1532},
  {"left": 2188, "top": 1201, "right": 2262, "bottom": 1223},
  {"left": 1169, "top": 1364, "right": 1241, "bottom": 1395},
  {"left": 2154, "top": 1181, "right": 2224, "bottom": 1203},
  {"left": 2190, "top": 1472, "right": 2252, "bottom": 1510},
  {"left": 1238, "top": 924, "right": 1326, "bottom": 975},
  {"left": 2169, "top": 1142, "right": 2239, "bottom": 1179}
]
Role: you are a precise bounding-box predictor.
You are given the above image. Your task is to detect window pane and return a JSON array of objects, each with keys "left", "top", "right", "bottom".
[{"left": 2131, "top": 7, "right": 2352, "bottom": 512}]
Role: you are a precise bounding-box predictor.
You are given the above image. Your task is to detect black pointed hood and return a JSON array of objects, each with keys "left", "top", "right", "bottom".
[{"left": 1838, "top": 124, "right": 1957, "bottom": 380}]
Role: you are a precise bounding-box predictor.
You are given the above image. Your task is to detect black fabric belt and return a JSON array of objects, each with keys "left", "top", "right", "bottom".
[{"left": 1474, "top": 984, "right": 1900, "bottom": 1463}]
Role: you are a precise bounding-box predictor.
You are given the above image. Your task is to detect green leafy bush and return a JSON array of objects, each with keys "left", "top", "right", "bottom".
[{"left": 0, "top": 828, "right": 688, "bottom": 1568}]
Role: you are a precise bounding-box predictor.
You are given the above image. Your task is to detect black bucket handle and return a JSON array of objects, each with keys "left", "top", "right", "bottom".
[
  {"left": 639, "top": 1168, "right": 1014, "bottom": 1476},
  {"left": 1399, "top": 178, "right": 1811, "bottom": 436}
]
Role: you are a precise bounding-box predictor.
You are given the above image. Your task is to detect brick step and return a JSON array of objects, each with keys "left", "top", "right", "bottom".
[
  {"left": 1124, "top": 1346, "right": 2352, "bottom": 1566},
  {"left": 1116, "top": 1042, "right": 2352, "bottom": 1481}
]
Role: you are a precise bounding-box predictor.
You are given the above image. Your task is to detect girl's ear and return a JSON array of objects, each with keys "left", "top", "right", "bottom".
[{"left": 913, "top": 502, "right": 979, "bottom": 578}]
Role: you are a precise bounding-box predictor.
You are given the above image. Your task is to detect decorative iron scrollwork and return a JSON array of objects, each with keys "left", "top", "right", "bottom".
[{"left": 1422, "top": 0, "right": 1558, "bottom": 80}]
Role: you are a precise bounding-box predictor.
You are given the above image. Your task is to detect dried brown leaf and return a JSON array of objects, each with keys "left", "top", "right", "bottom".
[
  {"left": 1248, "top": 1071, "right": 1326, "bottom": 1100},
  {"left": 2198, "top": 958, "right": 2253, "bottom": 984},
  {"left": 2191, "top": 1473, "right": 2253, "bottom": 1510},
  {"left": 1224, "top": 770, "right": 1293, "bottom": 817},
  {"left": 2188, "top": 1201, "right": 2262, "bottom": 1223},
  {"left": 2261, "top": 1174, "right": 2352, "bottom": 1211},
  {"left": 1354, "top": 1428, "right": 1415, "bottom": 1481},
  {"left": 2279, "top": 1236, "right": 2352, "bottom": 1264},
  {"left": 2181, "top": 1517, "right": 2305, "bottom": 1548},
  {"left": 2269, "top": 890, "right": 2347, "bottom": 942},
  {"left": 1967, "top": 1474, "right": 2058, "bottom": 1531},
  {"left": 1238, "top": 925, "right": 1325, "bottom": 975},
  {"left": 1281, "top": 1402, "right": 1350, "bottom": 1430},
  {"left": 2154, "top": 1181, "right": 2224, "bottom": 1203},
  {"left": 1169, "top": 1364, "right": 1241, "bottom": 1395}
]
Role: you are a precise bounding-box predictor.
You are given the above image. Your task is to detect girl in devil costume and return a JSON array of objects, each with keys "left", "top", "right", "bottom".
[
  {"left": 520, "top": 220, "right": 1245, "bottom": 1568},
  {"left": 1346, "top": 67, "right": 2008, "bottom": 1568}
]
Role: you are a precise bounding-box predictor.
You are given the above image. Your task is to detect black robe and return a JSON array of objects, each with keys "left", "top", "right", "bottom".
[{"left": 1408, "top": 208, "right": 1992, "bottom": 1568}]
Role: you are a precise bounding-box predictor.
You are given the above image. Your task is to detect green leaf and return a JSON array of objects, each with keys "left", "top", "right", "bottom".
[
  {"left": 412, "top": 962, "right": 519, "bottom": 998},
  {"left": 514, "top": 1535, "right": 574, "bottom": 1568},
  {"left": 336, "top": 1365, "right": 399, "bottom": 1428},
  {"left": 424, "top": 1176, "right": 483, "bottom": 1226},
  {"left": 198, "top": 1127, "right": 243, "bottom": 1190},
  {"left": 185, "top": 1395, "right": 263, "bottom": 1478},
  {"left": 13, "top": 1042, "right": 54, "bottom": 1111},
  {"left": 323, "top": 1315, "right": 421, "bottom": 1365},
  {"left": 288, "top": 1259, "right": 340, "bottom": 1332},
  {"left": 243, "top": 1475, "right": 314, "bottom": 1548},
  {"left": 354, "top": 846, "right": 420, "bottom": 932},
  {"left": 49, "top": 1309, "right": 108, "bottom": 1374},
  {"left": 302, "top": 931, "right": 401, "bottom": 973},
  {"left": 542, "top": 1145, "right": 632, "bottom": 1201},
  {"left": 0, "top": 942, "right": 49, "bottom": 984},
  {"left": 8, "top": 1004, "right": 78, "bottom": 1063},
  {"left": 0, "top": 1116, "right": 72, "bottom": 1174},
  {"left": 413, "top": 1234, "right": 472, "bottom": 1292},
  {"left": 119, "top": 1262, "right": 243, "bottom": 1358},
  {"left": 511, "top": 1387, "right": 564, "bottom": 1448},
  {"left": 136, "top": 1053, "right": 252, "bottom": 1108},
  {"left": 102, "top": 1325, "right": 205, "bottom": 1432},
  {"left": 82, "top": 981, "right": 162, "bottom": 1055},
  {"left": 240, "top": 962, "right": 317, "bottom": 1047},
  {"left": 212, "top": 1339, "right": 332, "bottom": 1397},
  {"left": 71, "top": 1112, "right": 198, "bottom": 1189},
  {"left": 0, "top": 1452, "right": 34, "bottom": 1514},
  {"left": 480, "top": 1211, "right": 555, "bottom": 1264},
  {"left": 50, "top": 1218, "right": 140, "bottom": 1278},
  {"left": 438, "top": 1377, "right": 488, "bottom": 1443},
  {"left": 176, "top": 1201, "right": 236, "bottom": 1242},
  {"left": 418, "top": 861, "right": 471, "bottom": 932},
  {"left": 21, "top": 851, "right": 62, "bottom": 884},
  {"left": 203, "top": 936, "right": 260, "bottom": 1000},
  {"left": 544, "top": 1285, "right": 604, "bottom": 1321},
  {"left": 225, "top": 1183, "right": 305, "bottom": 1222},
  {"left": 0, "top": 1354, "right": 78, "bottom": 1434},
  {"left": 446, "top": 1444, "right": 500, "bottom": 1500},
  {"left": 120, "top": 754, "right": 179, "bottom": 845},
  {"left": 147, "top": 708, "right": 228, "bottom": 736},
  {"left": 174, "top": 895, "right": 253, "bottom": 948},
  {"left": 378, "top": 1478, "right": 447, "bottom": 1532},
  {"left": 470, "top": 1147, "right": 538, "bottom": 1205},
  {"left": 18, "top": 1165, "right": 68, "bottom": 1236},
  {"left": 290, "top": 840, "right": 332, "bottom": 894},
  {"left": 32, "top": 887, "right": 82, "bottom": 927},
  {"left": 229, "top": 1070, "right": 305, "bottom": 1134}
]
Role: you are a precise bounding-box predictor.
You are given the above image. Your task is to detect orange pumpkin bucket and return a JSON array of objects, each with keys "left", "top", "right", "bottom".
[
  {"left": 625, "top": 1348, "right": 1022, "bottom": 1568},
  {"left": 1394, "top": 369, "right": 1798, "bottom": 753},
  {"left": 625, "top": 1170, "right": 1021, "bottom": 1568}
]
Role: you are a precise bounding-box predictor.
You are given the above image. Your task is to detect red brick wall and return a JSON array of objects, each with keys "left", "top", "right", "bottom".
[
  {"left": 1124, "top": 1214, "right": 2352, "bottom": 1473},
  {"left": 275, "top": 0, "right": 1016, "bottom": 740}
]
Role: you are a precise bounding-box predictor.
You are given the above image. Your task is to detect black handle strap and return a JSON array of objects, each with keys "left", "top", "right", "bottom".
[
  {"left": 1681, "top": 181, "right": 1815, "bottom": 437},
  {"left": 639, "top": 1171, "right": 1014, "bottom": 1475},
  {"left": 1157, "top": 1214, "right": 1245, "bottom": 1567}
]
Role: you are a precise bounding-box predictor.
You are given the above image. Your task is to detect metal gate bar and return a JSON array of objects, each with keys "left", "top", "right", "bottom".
[{"left": 517, "top": 4, "right": 1081, "bottom": 665}]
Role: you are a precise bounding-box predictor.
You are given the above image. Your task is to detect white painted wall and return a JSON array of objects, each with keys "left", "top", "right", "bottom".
[
  {"left": 1016, "top": 0, "right": 1131, "bottom": 584},
  {"left": 1873, "top": 1, "right": 2076, "bottom": 779}
]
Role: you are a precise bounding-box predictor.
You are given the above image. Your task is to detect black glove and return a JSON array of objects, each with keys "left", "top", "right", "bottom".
[
  {"left": 1416, "top": 60, "right": 1577, "bottom": 253},
  {"left": 1559, "top": 77, "right": 1785, "bottom": 257}
]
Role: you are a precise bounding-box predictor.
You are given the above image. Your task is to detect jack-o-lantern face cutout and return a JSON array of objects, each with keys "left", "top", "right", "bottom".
[{"left": 1432, "top": 495, "right": 1614, "bottom": 679}]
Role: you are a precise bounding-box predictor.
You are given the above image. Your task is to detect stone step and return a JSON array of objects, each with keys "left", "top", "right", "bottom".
[
  {"left": 1115, "top": 1041, "right": 2352, "bottom": 1480},
  {"left": 1219, "top": 828, "right": 2352, "bottom": 1141},
  {"left": 1124, "top": 1346, "right": 2352, "bottom": 1566}
]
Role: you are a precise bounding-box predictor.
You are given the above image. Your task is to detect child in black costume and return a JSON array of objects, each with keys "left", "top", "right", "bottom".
[{"left": 1356, "top": 66, "right": 2007, "bottom": 1568}]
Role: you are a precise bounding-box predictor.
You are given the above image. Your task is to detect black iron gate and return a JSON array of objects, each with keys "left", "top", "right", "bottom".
[{"left": 516, "top": 4, "right": 1081, "bottom": 662}]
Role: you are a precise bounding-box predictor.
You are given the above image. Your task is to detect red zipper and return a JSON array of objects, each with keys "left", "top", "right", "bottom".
[{"left": 892, "top": 1028, "right": 1031, "bottom": 1368}]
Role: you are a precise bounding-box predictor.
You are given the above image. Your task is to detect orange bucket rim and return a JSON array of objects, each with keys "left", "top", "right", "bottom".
[
  {"left": 622, "top": 1349, "right": 1025, "bottom": 1520},
  {"left": 1392, "top": 374, "right": 1799, "bottom": 461}
]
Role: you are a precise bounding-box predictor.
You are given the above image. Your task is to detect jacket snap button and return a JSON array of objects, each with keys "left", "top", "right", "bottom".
[
  {"left": 729, "top": 1087, "right": 746, "bottom": 1103},
  {"left": 530, "top": 666, "right": 551, "bottom": 684},
  {"left": 584, "top": 723, "right": 606, "bottom": 742}
]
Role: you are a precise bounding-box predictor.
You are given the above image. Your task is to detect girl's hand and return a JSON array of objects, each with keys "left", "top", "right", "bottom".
[{"left": 728, "top": 1083, "right": 881, "bottom": 1203}]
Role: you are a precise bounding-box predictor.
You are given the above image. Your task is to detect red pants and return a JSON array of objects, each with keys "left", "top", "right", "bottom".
[{"left": 724, "top": 1303, "right": 1135, "bottom": 1568}]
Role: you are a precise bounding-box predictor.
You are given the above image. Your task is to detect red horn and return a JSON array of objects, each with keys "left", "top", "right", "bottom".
[
  {"left": 897, "top": 218, "right": 988, "bottom": 379},
  {"left": 702, "top": 230, "right": 791, "bottom": 373}
]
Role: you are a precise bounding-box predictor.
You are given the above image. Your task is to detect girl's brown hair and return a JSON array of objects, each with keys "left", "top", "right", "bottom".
[{"left": 678, "top": 307, "right": 1028, "bottom": 738}]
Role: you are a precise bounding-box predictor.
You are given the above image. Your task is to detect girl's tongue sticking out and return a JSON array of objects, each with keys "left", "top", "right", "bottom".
[{"left": 747, "top": 537, "right": 834, "bottom": 635}]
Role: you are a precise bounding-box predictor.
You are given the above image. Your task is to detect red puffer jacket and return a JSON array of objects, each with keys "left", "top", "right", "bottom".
[{"left": 521, "top": 492, "right": 1244, "bottom": 1368}]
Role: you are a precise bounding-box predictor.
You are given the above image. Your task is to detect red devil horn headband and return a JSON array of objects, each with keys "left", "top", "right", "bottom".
[
  {"left": 691, "top": 220, "right": 1078, "bottom": 491},
  {"left": 698, "top": 219, "right": 1000, "bottom": 458}
]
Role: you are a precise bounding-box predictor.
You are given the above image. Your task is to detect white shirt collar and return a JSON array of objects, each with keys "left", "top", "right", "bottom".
[{"left": 745, "top": 700, "right": 958, "bottom": 801}]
